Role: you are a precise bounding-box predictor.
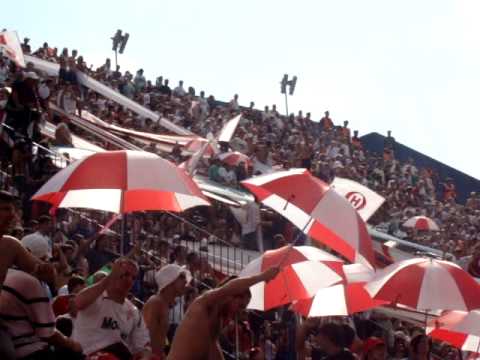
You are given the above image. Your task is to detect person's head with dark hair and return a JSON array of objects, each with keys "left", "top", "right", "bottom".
[
  {"left": 67, "top": 275, "right": 86, "bottom": 295},
  {"left": 316, "top": 323, "right": 356, "bottom": 359},
  {"left": 410, "top": 334, "right": 430, "bottom": 360},
  {"left": 37, "top": 215, "right": 52, "bottom": 235},
  {"left": 0, "top": 190, "right": 17, "bottom": 235},
  {"left": 56, "top": 317, "right": 73, "bottom": 337}
]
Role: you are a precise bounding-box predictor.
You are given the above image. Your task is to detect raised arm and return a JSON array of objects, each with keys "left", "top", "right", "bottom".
[
  {"left": 74, "top": 259, "right": 123, "bottom": 311},
  {"left": 203, "top": 267, "right": 279, "bottom": 305}
]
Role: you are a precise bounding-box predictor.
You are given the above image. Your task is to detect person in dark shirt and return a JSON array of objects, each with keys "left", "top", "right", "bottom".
[
  {"left": 6, "top": 72, "right": 41, "bottom": 137},
  {"left": 85, "top": 234, "right": 118, "bottom": 274},
  {"left": 159, "top": 79, "right": 172, "bottom": 96}
]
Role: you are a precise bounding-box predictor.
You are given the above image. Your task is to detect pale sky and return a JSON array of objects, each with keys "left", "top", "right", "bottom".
[{"left": 2, "top": 0, "right": 480, "bottom": 179}]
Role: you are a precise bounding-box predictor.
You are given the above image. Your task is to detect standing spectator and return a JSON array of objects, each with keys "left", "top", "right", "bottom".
[
  {"left": 229, "top": 94, "right": 239, "bottom": 111},
  {"left": 6, "top": 71, "right": 41, "bottom": 137},
  {"left": 384, "top": 130, "right": 396, "bottom": 150},
  {"left": 134, "top": 69, "right": 146, "bottom": 92},
  {"left": 159, "top": 79, "right": 172, "bottom": 97},
  {"left": 72, "top": 258, "right": 151, "bottom": 359},
  {"left": 143, "top": 264, "right": 190, "bottom": 358},
  {"left": 173, "top": 80, "right": 186, "bottom": 97},
  {"left": 319, "top": 111, "right": 334, "bottom": 131},
  {"left": 167, "top": 267, "right": 279, "bottom": 360}
]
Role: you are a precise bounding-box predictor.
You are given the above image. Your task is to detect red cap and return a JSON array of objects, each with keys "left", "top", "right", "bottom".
[{"left": 363, "top": 337, "right": 385, "bottom": 355}]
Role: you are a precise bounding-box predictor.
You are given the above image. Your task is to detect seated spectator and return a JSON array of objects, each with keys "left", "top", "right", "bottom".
[
  {"left": 54, "top": 120, "right": 73, "bottom": 146},
  {"left": 82, "top": 234, "right": 118, "bottom": 274},
  {"left": 408, "top": 334, "right": 431, "bottom": 360},
  {"left": 72, "top": 258, "right": 151, "bottom": 359},
  {"left": 143, "top": 264, "right": 190, "bottom": 357},
  {"left": 314, "top": 323, "right": 356, "bottom": 360},
  {"left": 0, "top": 260, "right": 82, "bottom": 359},
  {"left": 362, "top": 337, "right": 387, "bottom": 360},
  {"left": 21, "top": 214, "right": 53, "bottom": 261}
]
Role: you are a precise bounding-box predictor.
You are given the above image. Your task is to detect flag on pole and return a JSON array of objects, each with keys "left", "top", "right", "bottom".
[
  {"left": 331, "top": 177, "right": 385, "bottom": 221},
  {"left": 0, "top": 31, "right": 26, "bottom": 67},
  {"left": 218, "top": 114, "right": 241, "bottom": 143}
]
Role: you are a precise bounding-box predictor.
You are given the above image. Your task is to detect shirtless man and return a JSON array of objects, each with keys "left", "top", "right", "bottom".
[
  {"left": 143, "top": 264, "right": 190, "bottom": 358},
  {"left": 167, "top": 267, "right": 279, "bottom": 360}
]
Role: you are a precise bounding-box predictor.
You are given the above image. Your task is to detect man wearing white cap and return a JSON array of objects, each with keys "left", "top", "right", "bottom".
[{"left": 143, "top": 264, "right": 190, "bottom": 358}]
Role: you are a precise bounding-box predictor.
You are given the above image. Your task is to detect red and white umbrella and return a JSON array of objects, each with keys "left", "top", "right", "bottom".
[
  {"left": 291, "top": 282, "right": 388, "bottom": 317},
  {"left": 241, "top": 169, "right": 375, "bottom": 267},
  {"left": 32, "top": 150, "right": 210, "bottom": 213},
  {"left": 403, "top": 216, "right": 439, "bottom": 231},
  {"left": 218, "top": 151, "right": 252, "bottom": 167},
  {"left": 427, "top": 310, "right": 480, "bottom": 352},
  {"left": 240, "top": 245, "right": 345, "bottom": 311},
  {"left": 184, "top": 138, "right": 217, "bottom": 157},
  {"left": 365, "top": 258, "right": 480, "bottom": 312}
]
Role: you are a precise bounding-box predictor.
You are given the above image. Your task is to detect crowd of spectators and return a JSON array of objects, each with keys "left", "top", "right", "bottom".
[{"left": 0, "top": 36, "right": 478, "bottom": 359}]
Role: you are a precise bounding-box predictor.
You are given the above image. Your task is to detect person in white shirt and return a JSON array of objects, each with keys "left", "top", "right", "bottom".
[
  {"left": 173, "top": 80, "right": 187, "bottom": 97},
  {"left": 73, "top": 258, "right": 151, "bottom": 359},
  {"left": 229, "top": 94, "right": 239, "bottom": 111},
  {"left": 21, "top": 215, "right": 53, "bottom": 260}
]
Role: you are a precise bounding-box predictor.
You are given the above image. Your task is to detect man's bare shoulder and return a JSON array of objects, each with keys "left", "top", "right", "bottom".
[
  {"left": 0, "top": 235, "right": 21, "bottom": 256},
  {"left": 144, "top": 294, "right": 168, "bottom": 312}
]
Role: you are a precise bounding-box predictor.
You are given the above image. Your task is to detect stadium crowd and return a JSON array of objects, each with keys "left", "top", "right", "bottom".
[{"left": 0, "top": 36, "right": 478, "bottom": 359}]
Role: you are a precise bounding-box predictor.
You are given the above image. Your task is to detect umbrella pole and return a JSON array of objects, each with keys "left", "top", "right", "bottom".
[
  {"left": 279, "top": 217, "right": 313, "bottom": 267},
  {"left": 121, "top": 213, "right": 128, "bottom": 255}
]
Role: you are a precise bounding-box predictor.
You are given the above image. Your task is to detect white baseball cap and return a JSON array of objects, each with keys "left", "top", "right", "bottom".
[
  {"left": 154, "top": 264, "right": 191, "bottom": 292},
  {"left": 22, "top": 234, "right": 51, "bottom": 260}
]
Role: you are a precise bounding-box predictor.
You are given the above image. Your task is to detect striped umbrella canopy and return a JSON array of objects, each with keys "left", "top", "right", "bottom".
[
  {"left": 240, "top": 245, "right": 345, "bottom": 311},
  {"left": 427, "top": 310, "right": 480, "bottom": 352},
  {"left": 291, "top": 282, "right": 387, "bottom": 317},
  {"left": 403, "top": 216, "right": 440, "bottom": 231},
  {"left": 366, "top": 258, "right": 480, "bottom": 312},
  {"left": 32, "top": 150, "right": 210, "bottom": 213},
  {"left": 242, "top": 169, "right": 375, "bottom": 267}
]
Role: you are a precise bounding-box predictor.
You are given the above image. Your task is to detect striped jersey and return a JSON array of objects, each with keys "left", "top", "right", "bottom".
[{"left": 0, "top": 269, "right": 55, "bottom": 358}]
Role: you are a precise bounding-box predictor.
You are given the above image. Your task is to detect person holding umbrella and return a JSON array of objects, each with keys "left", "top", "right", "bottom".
[{"left": 167, "top": 267, "right": 279, "bottom": 360}]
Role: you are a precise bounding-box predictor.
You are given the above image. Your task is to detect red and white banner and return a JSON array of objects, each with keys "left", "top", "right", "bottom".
[
  {"left": 331, "top": 177, "right": 385, "bottom": 221},
  {"left": 0, "top": 31, "right": 25, "bottom": 68}
]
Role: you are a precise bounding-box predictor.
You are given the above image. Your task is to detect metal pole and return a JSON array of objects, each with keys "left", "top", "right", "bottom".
[
  {"left": 115, "top": 48, "right": 118, "bottom": 70},
  {"left": 284, "top": 91, "right": 289, "bottom": 117}
]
